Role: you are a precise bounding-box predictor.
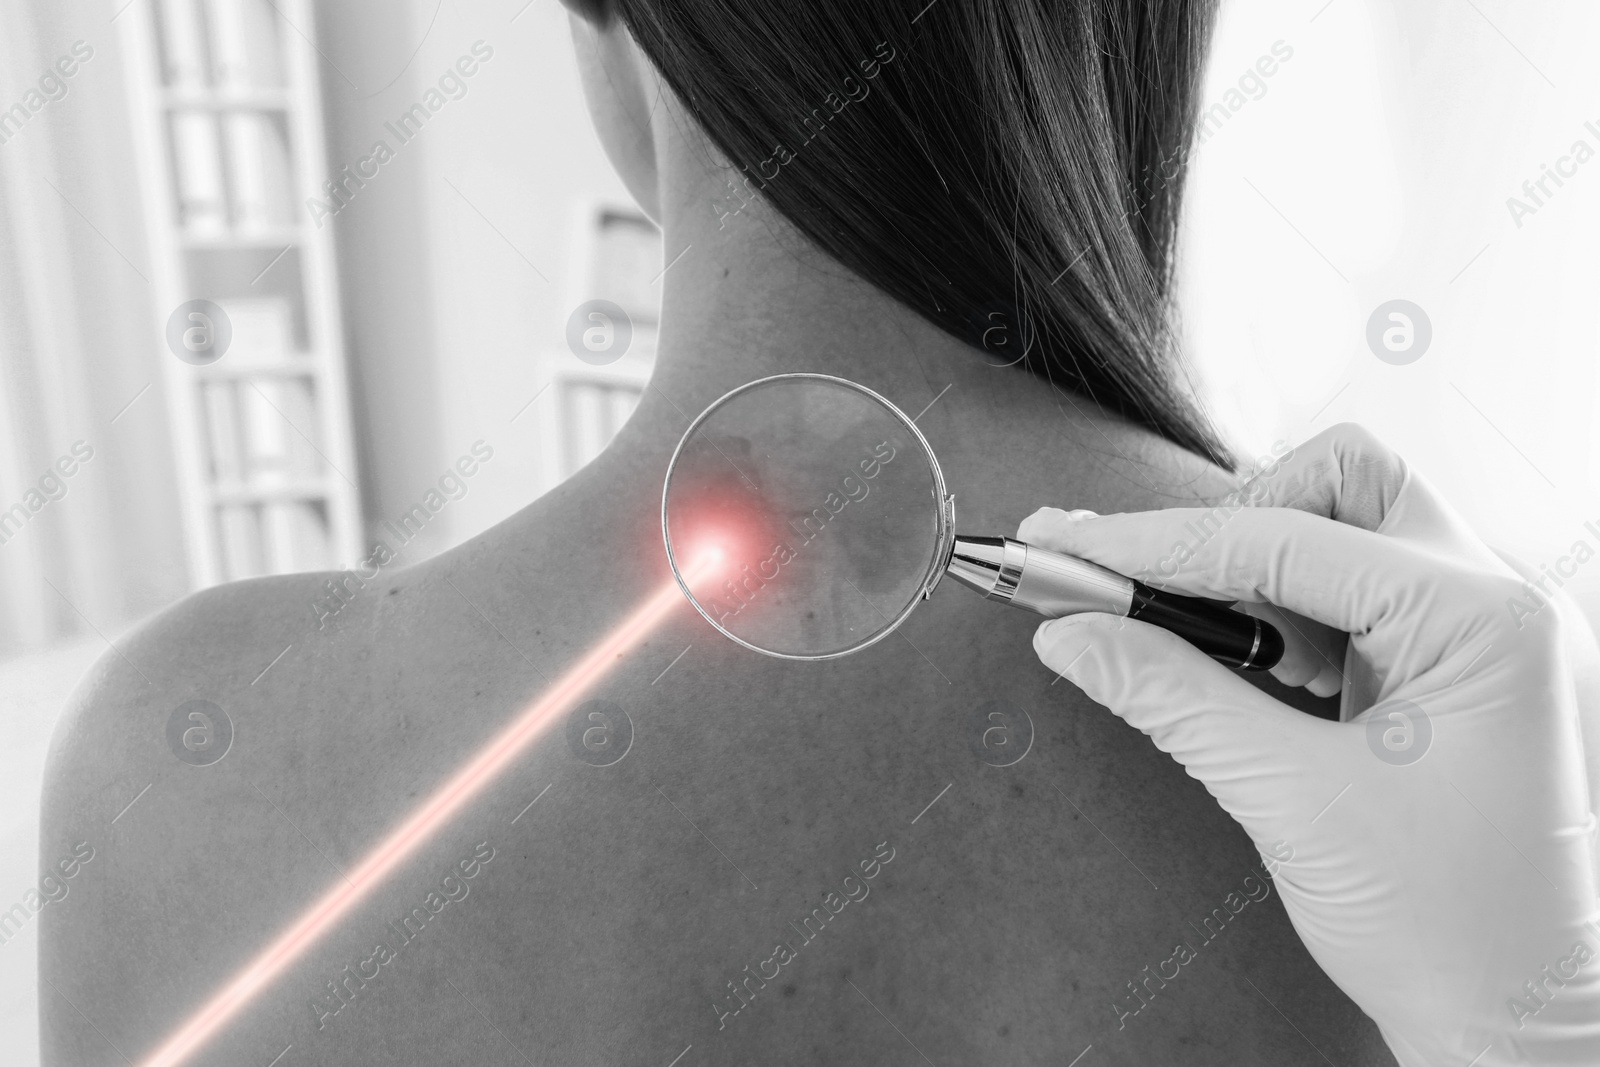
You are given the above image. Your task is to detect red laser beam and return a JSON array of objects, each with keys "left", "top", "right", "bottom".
[{"left": 137, "top": 563, "right": 712, "bottom": 1067}]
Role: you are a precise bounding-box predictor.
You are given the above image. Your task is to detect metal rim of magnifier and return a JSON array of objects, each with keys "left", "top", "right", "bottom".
[{"left": 662, "top": 372, "right": 956, "bottom": 661}]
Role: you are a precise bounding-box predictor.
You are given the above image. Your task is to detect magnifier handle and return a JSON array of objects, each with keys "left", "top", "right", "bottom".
[
  {"left": 1125, "top": 580, "right": 1283, "bottom": 672},
  {"left": 946, "top": 536, "right": 1284, "bottom": 671}
]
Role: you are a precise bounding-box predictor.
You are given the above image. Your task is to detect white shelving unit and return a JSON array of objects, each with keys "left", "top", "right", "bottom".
[
  {"left": 532, "top": 201, "right": 661, "bottom": 497},
  {"left": 119, "top": 0, "right": 361, "bottom": 587}
]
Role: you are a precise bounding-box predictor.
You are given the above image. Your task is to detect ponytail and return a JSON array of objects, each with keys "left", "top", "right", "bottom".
[{"left": 618, "top": 0, "right": 1232, "bottom": 466}]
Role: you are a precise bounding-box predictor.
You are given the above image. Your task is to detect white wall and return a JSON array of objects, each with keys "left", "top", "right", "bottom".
[{"left": 1181, "top": 0, "right": 1600, "bottom": 618}]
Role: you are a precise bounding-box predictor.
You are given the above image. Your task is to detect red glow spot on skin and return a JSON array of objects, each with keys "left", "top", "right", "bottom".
[
  {"left": 669, "top": 481, "right": 784, "bottom": 599},
  {"left": 675, "top": 534, "right": 741, "bottom": 606},
  {"left": 694, "top": 541, "right": 727, "bottom": 573},
  {"left": 136, "top": 563, "right": 714, "bottom": 1067}
]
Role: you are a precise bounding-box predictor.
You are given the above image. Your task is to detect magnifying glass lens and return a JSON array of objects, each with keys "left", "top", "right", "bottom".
[
  {"left": 662, "top": 376, "right": 942, "bottom": 659},
  {"left": 666, "top": 374, "right": 1284, "bottom": 672}
]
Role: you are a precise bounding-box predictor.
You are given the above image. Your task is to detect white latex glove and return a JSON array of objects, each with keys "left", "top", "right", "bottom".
[{"left": 1023, "top": 424, "right": 1600, "bottom": 1065}]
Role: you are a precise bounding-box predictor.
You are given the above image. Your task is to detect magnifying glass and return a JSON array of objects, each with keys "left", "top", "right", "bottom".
[{"left": 661, "top": 373, "right": 1282, "bottom": 670}]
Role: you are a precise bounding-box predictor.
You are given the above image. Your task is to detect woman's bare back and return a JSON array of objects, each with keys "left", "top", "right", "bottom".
[{"left": 40, "top": 395, "right": 1393, "bottom": 1065}]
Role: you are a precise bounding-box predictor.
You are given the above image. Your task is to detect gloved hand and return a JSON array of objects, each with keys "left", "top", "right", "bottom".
[{"left": 1023, "top": 423, "right": 1600, "bottom": 1065}]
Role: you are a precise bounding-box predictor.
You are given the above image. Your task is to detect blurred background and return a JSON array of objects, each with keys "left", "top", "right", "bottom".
[{"left": 0, "top": 0, "right": 1596, "bottom": 1058}]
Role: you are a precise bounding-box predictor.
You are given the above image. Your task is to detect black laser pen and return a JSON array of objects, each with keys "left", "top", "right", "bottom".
[{"left": 943, "top": 535, "right": 1284, "bottom": 671}]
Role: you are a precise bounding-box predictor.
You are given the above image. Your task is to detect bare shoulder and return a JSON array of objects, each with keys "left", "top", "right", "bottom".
[
  {"left": 44, "top": 570, "right": 338, "bottom": 799},
  {"left": 38, "top": 568, "right": 369, "bottom": 1064}
]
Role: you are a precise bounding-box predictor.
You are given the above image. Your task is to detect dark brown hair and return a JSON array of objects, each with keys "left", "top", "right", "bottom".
[{"left": 615, "top": 0, "right": 1230, "bottom": 465}]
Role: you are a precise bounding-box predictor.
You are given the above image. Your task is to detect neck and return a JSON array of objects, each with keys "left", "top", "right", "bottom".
[
  {"left": 619, "top": 168, "right": 977, "bottom": 446},
  {"left": 596, "top": 111, "right": 1230, "bottom": 540}
]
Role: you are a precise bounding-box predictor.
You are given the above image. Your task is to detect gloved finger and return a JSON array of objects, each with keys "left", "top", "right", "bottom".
[
  {"left": 1242, "top": 422, "right": 1407, "bottom": 531},
  {"left": 1492, "top": 544, "right": 1600, "bottom": 876},
  {"left": 1017, "top": 511, "right": 1351, "bottom": 696},
  {"left": 1035, "top": 613, "right": 1337, "bottom": 840},
  {"left": 1242, "top": 423, "right": 1498, "bottom": 569},
  {"left": 1018, "top": 504, "right": 1442, "bottom": 637}
]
